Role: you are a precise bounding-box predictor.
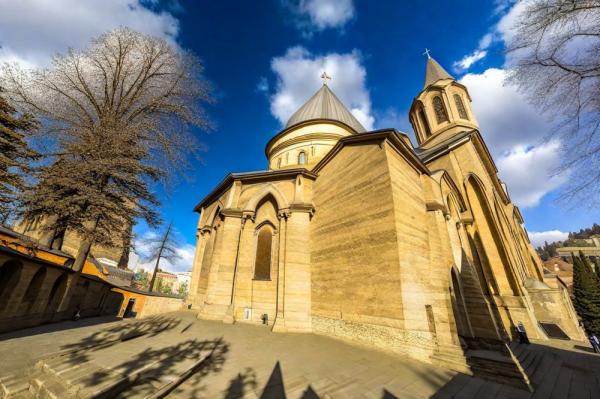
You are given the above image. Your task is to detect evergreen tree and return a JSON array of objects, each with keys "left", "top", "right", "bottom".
[
  {"left": 572, "top": 252, "right": 600, "bottom": 336},
  {"left": 0, "top": 89, "right": 37, "bottom": 223}
]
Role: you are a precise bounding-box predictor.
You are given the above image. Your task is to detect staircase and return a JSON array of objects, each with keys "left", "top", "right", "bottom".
[{"left": 510, "top": 341, "right": 600, "bottom": 398}]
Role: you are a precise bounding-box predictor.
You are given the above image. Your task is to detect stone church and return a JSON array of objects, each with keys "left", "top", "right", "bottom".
[{"left": 187, "top": 57, "right": 583, "bottom": 382}]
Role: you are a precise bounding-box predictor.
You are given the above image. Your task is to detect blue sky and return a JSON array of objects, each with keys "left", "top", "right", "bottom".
[{"left": 0, "top": 0, "right": 598, "bottom": 271}]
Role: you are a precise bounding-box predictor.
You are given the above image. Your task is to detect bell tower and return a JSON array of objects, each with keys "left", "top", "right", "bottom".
[{"left": 409, "top": 56, "right": 478, "bottom": 149}]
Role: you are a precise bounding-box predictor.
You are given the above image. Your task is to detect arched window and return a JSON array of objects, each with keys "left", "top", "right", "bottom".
[
  {"left": 454, "top": 94, "right": 468, "bottom": 120},
  {"left": 432, "top": 96, "right": 449, "bottom": 124},
  {"left": 298, "top": 151, "right": 306, "bottom": 165},
  {"left": 277, "top": 158, "right": 281, "bottom": 168},
  {"left": 254, "top": 226, "right": 273, "bottom": 280},
  {"left": 418, "top": 106, "right": 431, "bottom": 138}
]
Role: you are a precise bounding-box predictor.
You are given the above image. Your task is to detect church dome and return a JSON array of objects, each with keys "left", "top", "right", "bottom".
[
  {"left": 266, "top": 83, "right": 362, "bottom": 171},
  {"left": 285, "top": 84, "right": 366, "bottom": 133}
]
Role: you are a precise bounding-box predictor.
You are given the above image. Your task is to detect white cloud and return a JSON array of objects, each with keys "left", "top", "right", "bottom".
[
  {"left": 299, "top": 0, "right": 354, "bottom": 30},
  {"left": 460, "top": 68, "right": 567, "bottom": 207},
  {"left": 453, "top": 33, "right": 495, "bottom": 72},
  {"left": 0, "top": 0, "right": 179, "bottom": 68},
  {"left": 270, "top": 46, "right": 374, "bottom": 130},
  {"left": 288, "top": 0, "right": 355, "bottom": 34},
  {"left": 460, "top": 68, "right": 553, "bottom": 155},
  {"left": 496, "top": 142, "right": 569, "bottom": 207},
  {"left": 132, "top": 232, "right": 195, "bottom": 273},
  {"left": 453, "top": 50, "right": 488, "bottom": 72},
  {"left": 528, "top": 230, "right": 569, "bottom": 247}
]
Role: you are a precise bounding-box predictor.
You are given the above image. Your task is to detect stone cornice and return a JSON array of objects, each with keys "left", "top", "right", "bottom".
[
  {"left": 268, "top": 132, "right": 344, "bottom": 157},
  {"left": 264, "top": 118, "right": 359, "bottom": 159},
  {"left": 193, "top": 169, "right": 317, "bottom": 212}
]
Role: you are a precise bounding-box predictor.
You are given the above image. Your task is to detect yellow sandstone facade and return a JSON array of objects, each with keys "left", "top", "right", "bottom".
[{"left": 187, "top": 58, "right": 584, "bottom": 382}]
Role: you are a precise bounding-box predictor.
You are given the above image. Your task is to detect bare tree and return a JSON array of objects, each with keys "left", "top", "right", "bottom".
[
  {"left": 506, "top": 0, "right": 600, "bottom": 206},
  {"left": 0, "top": 27, "right": 212, "bottom": 270},
  {"left": 144, "top": 222, "right": 181, "bottom": 292},
  {"left": 0, "top": 88, "right": 38, "bottom": 224}
]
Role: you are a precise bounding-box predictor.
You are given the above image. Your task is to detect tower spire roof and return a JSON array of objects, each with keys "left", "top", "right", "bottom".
[
  {"left": 423, "top": 57, "right": 453, "bottom": 89},
  {"left": 285, "top": 84, "right": 366, "bottom": 133}
]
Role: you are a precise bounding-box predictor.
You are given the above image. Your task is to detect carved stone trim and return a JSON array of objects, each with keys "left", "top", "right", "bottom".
[
  {"left": 289, "top": 203, "right": 315, "bottom": 216},
  {"left": 220, "top": 208, "right": 243, "bottom": 218}
]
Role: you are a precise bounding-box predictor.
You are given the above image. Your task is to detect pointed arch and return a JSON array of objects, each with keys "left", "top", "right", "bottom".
[
  {"left": 432, "top": 95, "right": 449, "bottom": 124},
  {"left": 464, "top": 174, "right": 520, "bottom": 295},
  {"left": 22, "top": 267, "right": 47, "bottom": 313},
  {"left": 244, "top": 184, "right": 290, "bottom": 213},
  {"left": 417, "top": 102, "right": 431, "bottom": 138},
  {"left": 204, "top": 202, "right": 224, "bottom": 227},
  {"left": 450, "top": 265, "right": 473, "bottom": 338},
  {"left": 453, "top": 94, "right": 469, "bottom": 119},
  {"left": 0, "top": 260, "right": 23, "bottom": 313}
]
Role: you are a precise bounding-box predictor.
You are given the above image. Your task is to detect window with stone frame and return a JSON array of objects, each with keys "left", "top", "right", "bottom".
[
  {"left": 432, "top": 96, "right": 449, "bottom": 124},
  {"left": 254, "top": 226, "right": 273, "bottom": 280},
  {"left": 298, "top": 151, "right": 306, "bottom": 165},
  {"left": 453, "top": 94, "right": 468, "bottom": 120}
]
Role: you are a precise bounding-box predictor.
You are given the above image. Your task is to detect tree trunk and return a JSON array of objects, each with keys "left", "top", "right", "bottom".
[
  {"left": 149, "top": 254, "right": 162, "bottom": 292},
  {"left": 72, "top": 239, "right": 93, "bottom": 273},
  {"left": 71, "top": 215, "right": 101, "bottom": 273},
  {"left": 117, "top": 232, "right": 131, "bottom": 270}
]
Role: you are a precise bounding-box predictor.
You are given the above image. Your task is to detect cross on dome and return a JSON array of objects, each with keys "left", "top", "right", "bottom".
[
  {"left": 320, "top": 71, "right": 332, "bottom": 85},
  {"left": 423, "top": 48, "right": 432, "bottom": 59}
]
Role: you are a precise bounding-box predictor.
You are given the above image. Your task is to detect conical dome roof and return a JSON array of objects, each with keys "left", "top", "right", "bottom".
[
  {"left": 423, "top": 57, "right": 453, "bottom": 89},
  {"left": 285, "top": 84, "right": 366, "bottom": 133}
]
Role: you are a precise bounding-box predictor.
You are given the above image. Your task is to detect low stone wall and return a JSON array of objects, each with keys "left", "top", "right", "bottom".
[
  {"left": 136, "top": 295, "right": 184, "bottom": 318},
  {"left": 311, "top": 314, "right": 437, "bottom": 363}
]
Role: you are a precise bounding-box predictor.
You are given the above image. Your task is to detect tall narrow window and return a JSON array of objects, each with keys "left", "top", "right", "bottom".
[
  {"left": 418, "top": 107, "right": 431, "bottom": 138},
  {"left": 277, "top": 158, "right": 281, "bottom": 168},
  {"left": 254, "top": 226, "right": 273, "bottom": 280},
  {"left": 432, "top": 96, "right": 448, "bottom": 124},
  {"left": 454, "top": 94, "right": 468, "bottom": 120},
  {"left": 298, "top": 151, "right": 306, "bottom": 165}
]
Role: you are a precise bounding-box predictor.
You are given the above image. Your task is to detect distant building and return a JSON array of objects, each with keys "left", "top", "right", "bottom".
[
  {"left": 174, "top": 271, "right": 191, "bottom": 293},
  {"left": 557, "top": 237, "right": 600, "bottom": 262},
  {"left": 156, "top": 271, "right": 177, "bottom": 292}
]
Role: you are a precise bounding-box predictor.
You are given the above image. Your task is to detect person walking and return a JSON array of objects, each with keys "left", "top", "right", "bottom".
[{"left": 589, "top": 334, "right": 600, "bottom": 353}]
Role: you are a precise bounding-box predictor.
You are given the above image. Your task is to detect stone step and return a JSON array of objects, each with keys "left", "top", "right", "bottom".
[
  {"left": 466, "top": 349, "right": 532, "bottom": 391},
  {"left": 0, "top": 373, "right": 30, "bottom": 398},
  {"left": 28, "top": 373, "right": 75, "bottom": 399}
]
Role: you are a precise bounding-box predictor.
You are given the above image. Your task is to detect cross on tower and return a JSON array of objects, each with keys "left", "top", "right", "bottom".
[
  {"left": 320, "top": 71, "right": 332, "bottom": 85},
  {"left": 423, "top": 48, "right": 432, "bottom": 59}
]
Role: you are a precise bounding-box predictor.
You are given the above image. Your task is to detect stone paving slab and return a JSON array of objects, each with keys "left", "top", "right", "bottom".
[{"left": 1, "top": 311, "right": 599, "bottom": 398}]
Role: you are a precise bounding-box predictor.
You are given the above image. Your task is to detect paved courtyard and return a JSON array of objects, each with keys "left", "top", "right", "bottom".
[{"left": 0, "top": 311, "right": 598, "bottom": 398}]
